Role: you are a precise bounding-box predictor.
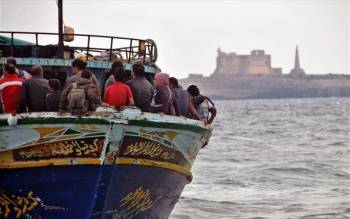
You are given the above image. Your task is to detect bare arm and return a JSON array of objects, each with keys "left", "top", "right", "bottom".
[
  {"left": 128, "top": 96, "right": 135, "bottom": 106},
  {"left": 207, "top": 106, "right": 217, "bottom": 124},
  {"left": 188, "top": 102, "right": 201, "bottom": 120},
  {"left": 170, "top": 105, "right": 176, "bottom": 116}
]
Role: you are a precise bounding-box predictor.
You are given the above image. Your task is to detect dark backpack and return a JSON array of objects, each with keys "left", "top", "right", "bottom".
[{"left": 67, "top": 83, "right": 85, "bottom": 109}]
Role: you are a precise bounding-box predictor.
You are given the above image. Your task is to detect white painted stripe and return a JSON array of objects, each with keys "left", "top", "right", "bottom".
[{"left": 0, "top": 81, "right": 23, "bottom": 91}]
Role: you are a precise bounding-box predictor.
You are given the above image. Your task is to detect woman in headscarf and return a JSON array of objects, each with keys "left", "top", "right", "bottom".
[{"left": 150, "top": 72, "right": 175, "bottom": 115}]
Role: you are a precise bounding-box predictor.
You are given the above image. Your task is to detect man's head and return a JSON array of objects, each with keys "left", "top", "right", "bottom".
[
  {"left": 169, "top": 77, "right": 179, "bottom": 89},
  {"left": 5, "top": 57, "right": 18, "bottom": 67},
  {"left": 71, "top": 58, "right": 87, "bottom": 74},
  {"left": 113, "top": 67, "right": 125, "bottom": 82},
  {"left": 81, "top": 69, "right": 92, "bottom": 79},
  {"left": 154, "top": 72, "right": 169, "bottom": 86},
  {"left": 131, "top": 63, "right": 145, "bottom": 78},
  {"left": 187, "top": 84, "right": 200, "bottom": 97},
  {"left": 2, "top": 63, "right": 16, "bottom": 75},
  {"left": 31, "top": 65, "right": 44, "bottom": 78},
  {"left": 111, "top": 61, "right": 123, "bottom": 71},
  {"left": 48, "top": 79, "right": 61, "bottom": 92}
]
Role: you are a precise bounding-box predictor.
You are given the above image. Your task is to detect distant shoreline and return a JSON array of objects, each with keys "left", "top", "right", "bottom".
[{"left": 179, "top": 74, "right": 350, "bottom": 100}]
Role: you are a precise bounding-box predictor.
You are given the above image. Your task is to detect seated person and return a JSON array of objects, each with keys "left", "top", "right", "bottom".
[
  {"left": 125, "top": 64, "right": 154, "bottom": 112},
  {"left": 104, "top": 60, "right": 123, "bottom": 89},
  {"left": 4, "top": 57, "right": 31, "bottom": 79},
  {"left": 45, "top": 79, "right": 62, "bottom": 111},
  {"left": 0, "top": 63, "right": 23, "bottom": 113},
  {"left": 17, "top": 65, "right": 48, "bottom": 113},
  {"left": 151, "top": 73, "right": 175, "bottom": 116},
  {"left": 169, "top": 77, "right": 201, "bottom": 120},
  {"left": 103, "top": 67, "right": 134, "bottom": 110},
  {"left": 60, "top": 69, "right": 102, "bottom": 115},
  {"left": 187, "top": 84, "right": 217, "bottom": 124},
  {"left": 65, "top": 58, "right": 99, "bottom": 91}
]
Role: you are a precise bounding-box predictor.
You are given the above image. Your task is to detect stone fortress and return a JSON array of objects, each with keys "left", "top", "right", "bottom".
[
  {"left": 213, "top": 48, "right": 282, "bottom": 76},
  {"left": 212, "top": 46, "right": 304, "bottom": 76}
]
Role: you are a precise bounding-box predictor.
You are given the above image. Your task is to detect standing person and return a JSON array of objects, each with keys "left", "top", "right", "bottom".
[
  {"left": 0, "top": 63, "right": 23, "bottom": 113},
  {"left": 187, "top": 84, "right": 217, "bottom": 124},
  {"left": 4, "top": 57, "right": 31, "bottom": 80},
  {"left": 125, "top": 64, "right": 154, "bottom": 112},
  {"left": 66, "top": 58, "right": 99, "bottom": 91},
  {"left": 151, "top": 72, "right": 175, "bottom": 116},
  {"left": 45, "top": 79, "right": 62, "bottom": 111},
  {"left": 60, "top": 69, "right": 102, "bottom": 115},
  {"left": 17, "top": 65, "right": 48, "bottom": 112},
  {"left": 169, "top": 77, "right": 201, "bottom": 120},
  {"left": 103, "top": 67, "right": 134, "bottom": 110}
]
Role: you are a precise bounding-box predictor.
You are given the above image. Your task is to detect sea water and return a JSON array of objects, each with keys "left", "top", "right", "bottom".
[{"left": 170, "top": 98, "right": 350, "bottom": 219}]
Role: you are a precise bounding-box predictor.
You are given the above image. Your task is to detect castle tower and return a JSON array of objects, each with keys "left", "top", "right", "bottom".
[{"left": 289, "top": 45, "right": 306, "bottom": 76}]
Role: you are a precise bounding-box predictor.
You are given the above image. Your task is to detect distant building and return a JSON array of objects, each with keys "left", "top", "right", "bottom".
[
  {"left": 289, "top": 46, "right": 306, "bottom": 77},
  {"left": 188, "top": 73, "right": 204, "bottom": 78},
  {"left": 212, "top": 48, "right": 282, "bottom": 76}
]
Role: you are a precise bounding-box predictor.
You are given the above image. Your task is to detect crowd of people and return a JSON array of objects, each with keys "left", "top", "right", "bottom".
[{"left": 0, "top": 57, "right": 216, "bottom": 124}]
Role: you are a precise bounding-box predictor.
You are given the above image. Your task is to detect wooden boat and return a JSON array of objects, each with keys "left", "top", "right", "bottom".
[{"left": 0, "top": 30, "right": 212, "bottom": 218}]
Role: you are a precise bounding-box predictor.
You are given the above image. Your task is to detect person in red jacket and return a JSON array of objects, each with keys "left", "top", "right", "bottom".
[{"left": 0, "top": 63, "right": 24, "bottom": 113}]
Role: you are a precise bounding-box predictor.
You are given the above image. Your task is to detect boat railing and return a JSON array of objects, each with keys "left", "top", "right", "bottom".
[{"left": 0, "top": 31, "right": 158, "bottom": 64}]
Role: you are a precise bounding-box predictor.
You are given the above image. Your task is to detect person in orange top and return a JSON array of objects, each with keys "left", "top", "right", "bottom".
[
  {"left": 0, "top": 63, "right": 24, "bottom": 113},
  {"left": 103, "top": 67, "right": 134, "bottom": 110}
]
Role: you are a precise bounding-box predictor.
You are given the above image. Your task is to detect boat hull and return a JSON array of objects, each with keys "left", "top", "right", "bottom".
[
  {"left": 1, "top": 164, "right": 187, "bottom": 219},
  {"left": 0, "top": 111, "right": 211, "bottom": 218}
]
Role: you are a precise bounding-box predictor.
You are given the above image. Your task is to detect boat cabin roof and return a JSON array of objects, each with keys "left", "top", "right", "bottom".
[{"left": 0, "top": 31, "right": 160, "bottom": 74}]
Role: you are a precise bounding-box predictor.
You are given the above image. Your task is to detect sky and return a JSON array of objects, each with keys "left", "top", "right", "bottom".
[{"left": 0, "top": 0, "right": 349, "bottom": 78}]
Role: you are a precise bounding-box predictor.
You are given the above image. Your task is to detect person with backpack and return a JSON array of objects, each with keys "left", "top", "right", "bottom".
[
  {"left": 150, "top": 72, "right": 176, "bottom": 116},
  {"left": 103, "top": 67, "right": 134, "bottom": 110},
  {"left": 60, "top": 69, "right": 102, "bottom": 115},
  {"left": 65, "top": 58, "right": 99, "bottom": 90}
]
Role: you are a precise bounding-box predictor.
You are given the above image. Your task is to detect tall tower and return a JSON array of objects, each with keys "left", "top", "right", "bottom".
[{"left": 289, "top": 45, "right": 306, "bottom": 76}]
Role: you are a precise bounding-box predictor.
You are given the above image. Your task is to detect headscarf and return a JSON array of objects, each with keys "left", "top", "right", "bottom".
[{"left": 154, "top": 72, "right": 170, "bottom": 86}]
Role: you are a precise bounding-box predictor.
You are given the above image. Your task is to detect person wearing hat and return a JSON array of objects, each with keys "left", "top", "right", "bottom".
[{"left": 4, "top": 57, "right": 31, "bottom": 80}]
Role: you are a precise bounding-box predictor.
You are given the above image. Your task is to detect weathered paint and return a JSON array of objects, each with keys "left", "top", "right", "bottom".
[
  {"left": 0, "top": 108, "right": 212, "bottom": 218},
  {"left": 0, "top": 57, "right": 160, "bottom": 73}
]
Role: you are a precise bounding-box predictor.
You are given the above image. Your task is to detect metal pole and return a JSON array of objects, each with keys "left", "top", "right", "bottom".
[
  {"left": 11, "top": 32, "right": 14, "bottom": 56},
  {"left": 109, "top": 37, "right": 114, "bottom": 62},
  {"left": 58, "top": 0, "right": 64, "bottom": 58}
]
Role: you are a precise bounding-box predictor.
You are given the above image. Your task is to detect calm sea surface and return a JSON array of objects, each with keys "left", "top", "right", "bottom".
[{"left": 170, "top": 98, "right": 350, "bottom": 219}]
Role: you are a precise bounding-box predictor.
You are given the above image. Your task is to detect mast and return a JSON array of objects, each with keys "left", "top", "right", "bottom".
[{"left": 58, "top": 0, "right": 64, "bottom": 58}]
